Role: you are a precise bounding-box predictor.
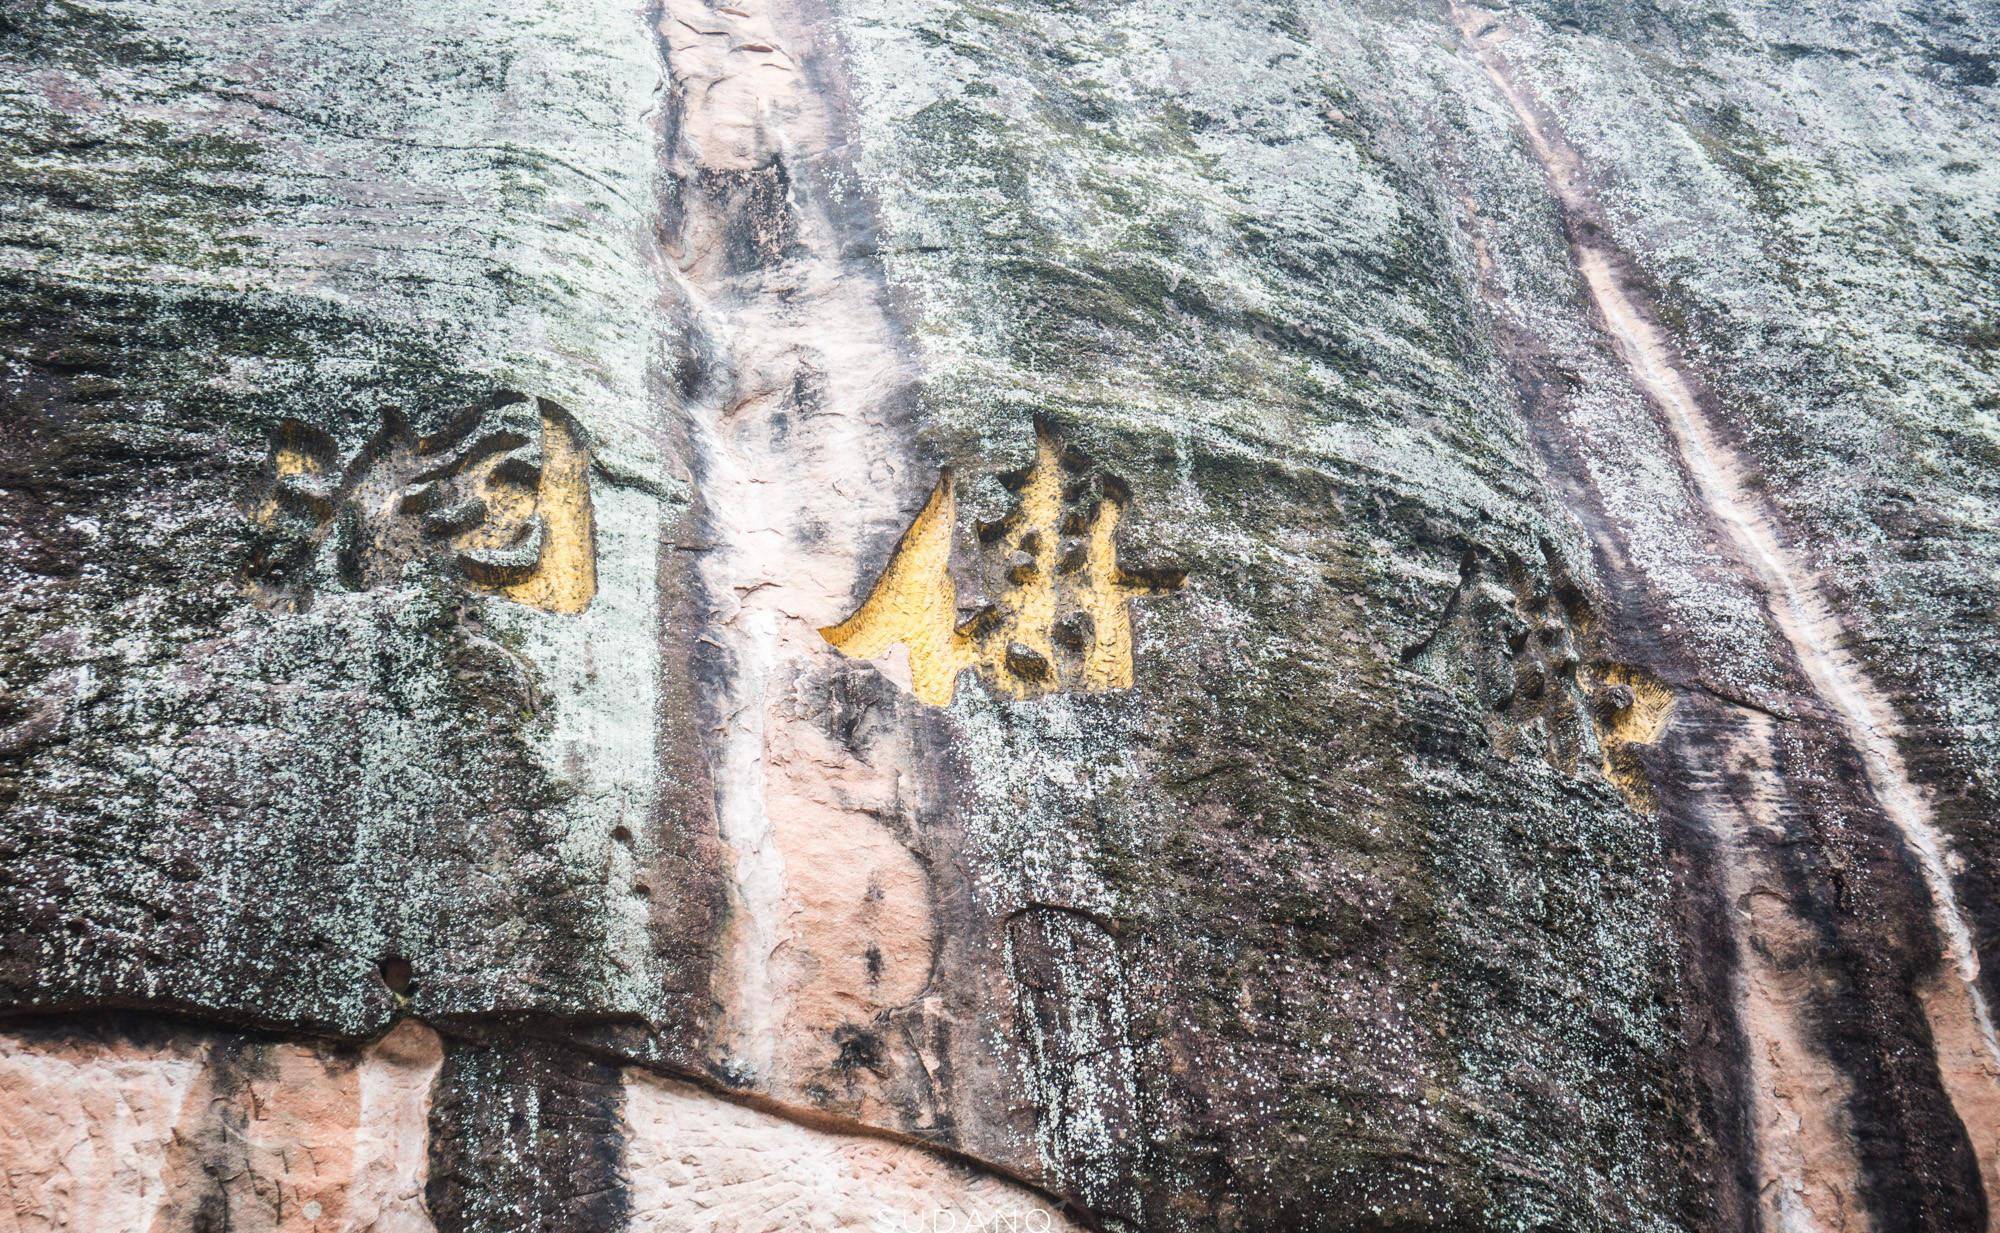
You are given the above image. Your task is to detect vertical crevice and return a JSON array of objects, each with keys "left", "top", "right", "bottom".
[
  {"left": 649, "top": 0, "right": 951, "bottom": 1134},
  {"left": 1448, "top": 2, "right": 2000, "bottom": 1226}
]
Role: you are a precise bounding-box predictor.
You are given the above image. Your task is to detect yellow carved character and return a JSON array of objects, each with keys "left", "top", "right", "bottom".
[{"left": 822, "top": 421, "right": 1180, "bottom": 705}]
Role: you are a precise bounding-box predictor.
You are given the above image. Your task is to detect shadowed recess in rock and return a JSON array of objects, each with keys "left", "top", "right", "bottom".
[
  {"left": 426, "top": 1034, "right": 626, "bottom": 1233},
  {"left": 1007, "top": 906, "right": 1142, "bottom": 1229}
]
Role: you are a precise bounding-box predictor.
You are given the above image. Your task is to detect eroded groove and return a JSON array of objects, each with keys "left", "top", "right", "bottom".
[
  {"left": 1449, "top": 0, "right": 2000, "bottom": 1217},
  {"left": 647, "top": 0, "right": 1093, "bottom": 1214},
  {"left": 654, "top": 0, "right": 935, "bottom": 1100}
]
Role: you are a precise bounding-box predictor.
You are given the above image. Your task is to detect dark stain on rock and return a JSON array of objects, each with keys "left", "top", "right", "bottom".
[{"left": 427, "top": 1031, "right": 629, "bottom": 1233}]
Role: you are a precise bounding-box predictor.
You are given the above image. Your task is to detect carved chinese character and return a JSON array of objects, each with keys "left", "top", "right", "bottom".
[
  {"left": 822, "top": 420, "right": 1183, "bottom": 705},
  {"left": 247, "top": 393, "right": 594, "bottom": 614}
]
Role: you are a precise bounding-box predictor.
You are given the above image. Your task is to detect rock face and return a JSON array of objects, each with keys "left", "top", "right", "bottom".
[{"left": 1, "top": 0, "right": 1996, "bottom": 1230}]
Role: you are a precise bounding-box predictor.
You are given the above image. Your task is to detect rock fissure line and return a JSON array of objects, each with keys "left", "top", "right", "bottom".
[
  {"left": 0, "top": 1008, "right": 1095, "bottom": 1233},
  {"left": 1455, "top": 51, "right": 1865, "bottom": 1229},
  {"left": 1450, "top": 2, "right": 2000, "bottom": 1214},
  {"left": 403, "top": 1013, "right": 1098, "bottom": 1226},
  {"left": 564, "top": 1035, "right": 1102, "bottom": 1229}
]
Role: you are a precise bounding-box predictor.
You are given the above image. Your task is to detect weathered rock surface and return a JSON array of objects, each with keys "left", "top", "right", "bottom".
[
  {"left": 2, "top": 0, "right": 1996, "bottom": 1230},
  {"left": 0, "top": 1018, "right": 440, "bottom": 1233}
]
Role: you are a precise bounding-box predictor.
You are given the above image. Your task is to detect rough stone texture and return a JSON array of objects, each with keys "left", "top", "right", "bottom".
[
  {"left": 623, "top": 1067, "right": 1086, "bottom": 1232},
  {"left": 0, "top": 1017, "right": 440, "bottom": 1232},
  {"left": 0, "top": 0, "right": 715, "bottom": 1038},
  {"left": 3, "top": 0, "right": 1999, "bottom": 1230},
  {"left": 426, "top": 1032, "right": 627, "bottom": 1233}
]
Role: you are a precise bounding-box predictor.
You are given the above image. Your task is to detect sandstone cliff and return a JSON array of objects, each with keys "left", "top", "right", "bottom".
[{"left": 3, "top": 0, "right": 1997, "bottom": 1229}]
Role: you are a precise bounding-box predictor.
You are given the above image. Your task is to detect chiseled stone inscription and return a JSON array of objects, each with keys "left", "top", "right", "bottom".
[
  {"left": 249, "top": 393, "right": 594, "bottom": 614},
  {"left": 823, "top": 420, "right": 1183, "bottom": 705}
]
